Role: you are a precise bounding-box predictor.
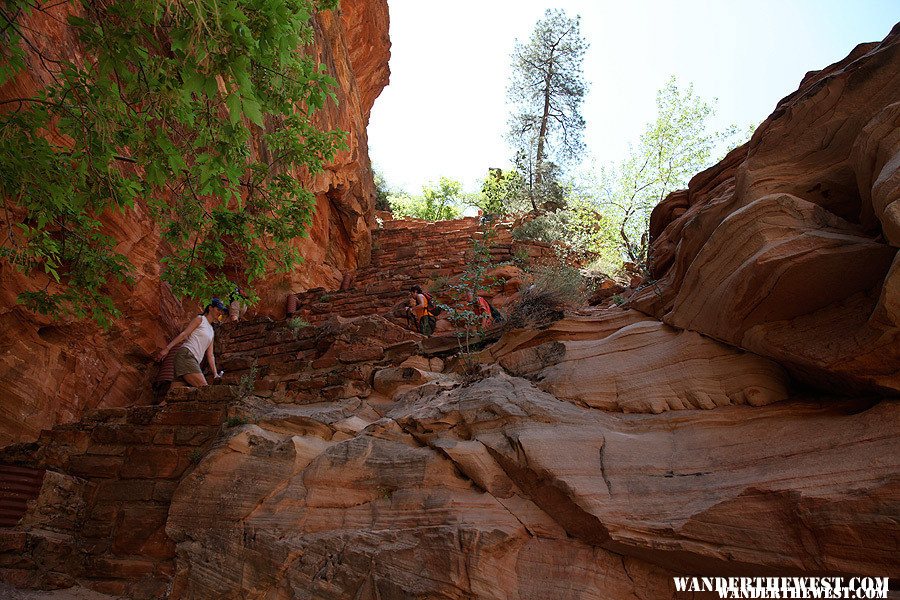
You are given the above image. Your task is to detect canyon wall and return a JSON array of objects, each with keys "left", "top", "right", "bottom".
[
  {"left": 2, "top": 10, "right": 898, "bottom": 600},
  {"left": 631, "top": 23, "right": 900, "bottom": 393},
  {"left": 156, "top": 25, "right": 900, "bottom": 598},
  {"left": 0, "top": 0, "right": 390, "bottom": 447}
]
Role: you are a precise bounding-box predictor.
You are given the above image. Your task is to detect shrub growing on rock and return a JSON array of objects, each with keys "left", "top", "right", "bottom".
[{"left": 505, "top": 264, "right": 588, "bottom": 328}]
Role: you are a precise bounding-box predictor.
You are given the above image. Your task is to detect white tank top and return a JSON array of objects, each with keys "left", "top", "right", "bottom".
[{"left": 183, "top": 316, "right": 214, "bottom": 363}]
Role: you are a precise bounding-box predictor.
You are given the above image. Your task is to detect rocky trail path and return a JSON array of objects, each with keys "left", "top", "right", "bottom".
[
  {"left": 1, "top": 15, "right": 899, "bottom": 600},
  {"left": 292, "top": 216, "right": 495, "bottom": 326},
  {"left": 288, "top": 215, "right": 556, "bottom": 326},
  {"left": 0, "top": 216, "right": 544, "bottom": 597},
  {"left": 2, "top": 299, "right": 896, "bottom": 598},
  {"left": 1, "top": 211, "right": 898, "bottom": 599}
]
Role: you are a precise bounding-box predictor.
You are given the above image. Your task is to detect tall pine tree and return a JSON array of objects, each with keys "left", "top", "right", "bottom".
[{"left": 507, "top": 9, "right": 588, "bottom": 210}]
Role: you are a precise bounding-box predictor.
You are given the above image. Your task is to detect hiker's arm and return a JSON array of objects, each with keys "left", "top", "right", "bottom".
[
  {"left": 206, "top": 343, "right": 218, "bottom": 378},
  {"left": 416, "top": 294, "right": 427, "bottom": 308},
  {"left": 157, "top": 316, "right": 201, "bottom": 361}
]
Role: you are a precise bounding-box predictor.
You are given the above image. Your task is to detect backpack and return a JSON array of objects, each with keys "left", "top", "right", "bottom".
[
  {"left": 488, "top": 301, "right": 504, "bottom": 324},
  {"left": 423, "top": 291, "right": 443, "bottom": 316}
]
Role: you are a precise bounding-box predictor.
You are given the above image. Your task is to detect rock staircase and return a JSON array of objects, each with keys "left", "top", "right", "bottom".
[
  {"left": 0, "top": 466, "right": 44, "bottom": 528},
  {"left": 213, "top": 312, "right": 425, "bottom": 405},
  {"left": 290, "top": 216, "right": 523, "bottom": 325},
  {"left": 0, "top": 312, "right": 448, "bottom": 598},
  {"left": 0, "top": 387, "right": 235, "bottom": 597},
  {"left": 0, "top": 216, "right": 556, "bottom": 598}
]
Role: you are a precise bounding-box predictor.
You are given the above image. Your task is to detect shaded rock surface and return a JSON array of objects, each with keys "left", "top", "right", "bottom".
[
  {"left": 1, "top": 14, "right": 898, "bottom": 600},
  {"left": 632, "top": 25, "right": 900, "bottom": 393},
  {"left": 0, "top": 0, "right": 391, "bottom": 446}
]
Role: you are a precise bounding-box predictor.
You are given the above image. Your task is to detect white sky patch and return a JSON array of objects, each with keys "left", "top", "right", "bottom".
[{"left": 368, "top": 0, "right": 899, "bottom": 195}]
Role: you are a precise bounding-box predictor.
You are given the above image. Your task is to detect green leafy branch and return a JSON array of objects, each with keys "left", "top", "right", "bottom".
[{"left": 0, "top": 0, "right": 345, "bottom": 327}]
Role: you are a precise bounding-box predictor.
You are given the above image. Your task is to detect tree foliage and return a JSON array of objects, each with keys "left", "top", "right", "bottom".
[
  {"left": 592, "top": 76, "right": 739, "bottom": 267},
  {"left": 507, "top": 8, "right": 588, "bottom": 209},
  {"left": 0, "top": 0, "right": 344, "bottom": 327},
  {"left": 388, "top": 177, "right": 466, "bottom": 221},
  {"left": 373, "top": 168, "right": 392, "bottom": 212},
  {"left": 511, "top": 194, "right": 618, "bottom": 267},
  {"left": 475, "top": 168, "right": 528, "bottom": 216}
]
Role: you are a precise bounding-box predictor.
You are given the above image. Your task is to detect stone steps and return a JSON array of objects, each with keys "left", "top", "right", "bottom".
[
  {"left": 215, "top": 315, "right": 423, "bottom": 404},
  {"left": 0, "top": 216, "right": 533, "bottom": 596},
  {"left": 0, "top": 466, "right": 44, "bottom": 529},
  {"left": 288, "top": 216, "right": 519, "bottom": 323},
  {"left": 0, "top": 387, "right": 237, "bottom": 596}
]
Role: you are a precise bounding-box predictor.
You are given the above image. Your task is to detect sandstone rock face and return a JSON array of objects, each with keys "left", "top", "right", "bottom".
[
  {"left": 165, "top": 374, "right": 897, "bottom": 598},
  {"left": 631, "top": 25, "right": 900, "bottom": 393},
  {"left": 0, "top": 0, "right": 390, "bottom": 446},
  {"left": 0, "top": 385, "right": 237, "bottom": 596},
  {"left": 166, "top": 376, "right": 682, "bottom": 599},
  {"left": 531, "top": 321, "right": 790, "bottom": 413},
  {"left": 476, "top": 307, "right": 653, "bottom": 365},
  {"left": 3, "top": 15, "right": 900, "bottom": 600},
  {"left": 5, "top": 303, "right": 898, "bottom": 597}
]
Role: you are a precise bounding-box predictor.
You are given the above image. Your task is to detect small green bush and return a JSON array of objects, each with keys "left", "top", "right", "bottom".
[
  {"left": 238, "top": 360, "right": 259, "bottom": 399},
  {"left": 225, "top": 416, "right": 248, "bottom": 428},
  {"left": 506, "top": 264, "right": 588, "bottom": 328},
  {"left": 512, "top": 248, "right": 531, "bottom": 271},
  {"left": 289, "top": 316, "right": 309, "bottom": 331},
  {"left": 511, "top": 216, "right": 557, "bottom": 244}
]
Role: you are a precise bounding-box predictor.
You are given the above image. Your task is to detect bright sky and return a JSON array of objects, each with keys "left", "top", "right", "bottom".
[{"left": 368, "top": 1, "right": 899, "bottom": 195}]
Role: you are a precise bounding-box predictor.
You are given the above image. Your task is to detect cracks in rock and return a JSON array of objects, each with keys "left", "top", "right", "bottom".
[
  {"left": 659, "top": 470, "right": 712, "bottom": 478},
  {"left": 501, "top": 430, "right": 531, "bottom": 470},
  {"left": 391, "top": 415, "right": 546, "bottom": 541},
  {"left": 791, "top": 499, "right": 827, "bottom": 570},
  {"left": 455, "top": 527, "right": 476, "bottom": 597},
  {"left": 619, "top": 555, "right": 639, "bottom": 599},
  {"left": 351, "top": 562, "right": 382, "bottom": 600},
  {"left": 598, "top": 441, "right": 612, "bottom": 496},
  {"left": 483, "top": 442, "right": 611, "bottom": 547}
]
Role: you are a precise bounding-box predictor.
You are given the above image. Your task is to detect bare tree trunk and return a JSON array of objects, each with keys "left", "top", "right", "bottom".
[{"left": 535, "top": 69, "right": 553, "bottom": 188}]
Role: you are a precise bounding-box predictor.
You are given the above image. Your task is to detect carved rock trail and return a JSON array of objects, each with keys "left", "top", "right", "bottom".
[{"left": 0, "top": 12, "right": 898, "bottom": 600}]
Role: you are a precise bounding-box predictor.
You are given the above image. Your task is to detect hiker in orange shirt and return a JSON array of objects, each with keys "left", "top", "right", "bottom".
[{"left": 406, "top": 285, "right": 438, "bottom": 335}]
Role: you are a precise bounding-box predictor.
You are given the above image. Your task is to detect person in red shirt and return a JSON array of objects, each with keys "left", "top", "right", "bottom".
[{"left": 465, "top": 290, "right": 494, "bottom": 329}]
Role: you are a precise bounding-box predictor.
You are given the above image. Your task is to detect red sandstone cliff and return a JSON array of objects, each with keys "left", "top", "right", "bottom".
[
  {"left": 0, "top": 12, "right": 897, "bottom": 600},
  {"left": 631, "top": 24, "right": 900, "bottom": 393},
  {"left": 0, "top": 0, "right": 390, "bottom": 447}
]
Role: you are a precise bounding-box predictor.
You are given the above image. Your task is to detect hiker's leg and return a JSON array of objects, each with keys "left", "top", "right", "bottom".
[{"left": 183, "top": 372, "right": 208, "bottom": 387}]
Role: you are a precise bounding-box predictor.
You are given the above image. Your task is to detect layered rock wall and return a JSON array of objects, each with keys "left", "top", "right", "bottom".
[
  {"left": 632, "top": 24, "right": 900, "bottom": 393},
  {"left": 0, "top": 0, "right": 390, "bottom": 446},
  {"left": 1, "top": 12, "right": 898, "bottom": 600}
]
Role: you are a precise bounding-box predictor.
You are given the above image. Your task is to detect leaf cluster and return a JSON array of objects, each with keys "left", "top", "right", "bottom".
[
  {"left": 475, "top": 168, "right": 529, "bottom": 216},
  {"left": 0, "top": 0, "right": 345, "bottom": 326},
  {"left": 436, "top": 223, "right": 498, "bottom": 351},
  {"left": 589, "top": 76, "right": 742, "bottom": 267},
  {"left": 387, "top": 176, "right": 467, "bottom": 221}
]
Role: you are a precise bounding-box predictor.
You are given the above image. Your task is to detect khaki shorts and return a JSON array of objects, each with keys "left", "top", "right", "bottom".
[{"left": 173, "top": 347, "right": 202, "bottom": 378}]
